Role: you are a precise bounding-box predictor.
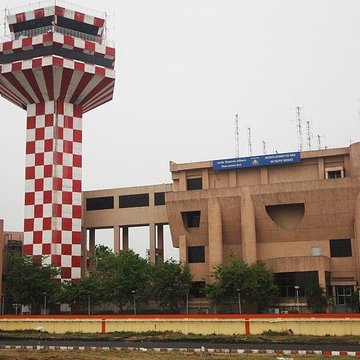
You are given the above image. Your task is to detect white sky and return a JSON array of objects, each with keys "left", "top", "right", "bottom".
[{"left": 0, "top": 0, "right": 360, "bottom": 258}]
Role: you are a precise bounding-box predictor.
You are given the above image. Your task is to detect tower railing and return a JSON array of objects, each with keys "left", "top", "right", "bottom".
[
  {"left": 13, "top": 25, "right": 102, "bottom": 44},
  {"left": 7, "top": 0, "right": 105, "bottom": 20}
]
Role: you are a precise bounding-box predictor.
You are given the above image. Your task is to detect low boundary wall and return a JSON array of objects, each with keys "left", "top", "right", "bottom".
[{"left": 0, "top": 314, "right": 360, "bottom": 336}]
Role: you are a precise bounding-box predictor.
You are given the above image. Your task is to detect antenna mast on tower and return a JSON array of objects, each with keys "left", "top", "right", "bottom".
[
  {"left": 296, "top": 106, "right": 303, "bottom": 152},
  {"left": 235, "top": 113, "right": 240, "bottom": 157},
  {"left": 306, "top": 120, "right": 312, "bottom": 151},
  {"left": 317, "top": 134, "right": 321, "bottom": 150},
  {"left": 262, "top": 140, "right": 266, "bottom": 155},
  {"left": 247, "top": 127, "right": 252, "bottom": 156}
]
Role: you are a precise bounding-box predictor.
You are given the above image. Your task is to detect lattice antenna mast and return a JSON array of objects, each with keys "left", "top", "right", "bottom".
[
  {"left": 235, "top": 113, "right": 240, "bottom": 157},
  {"left": 306, "top": 120, "right": 312, "bottom": 151},
  {"left": 262, "top": 140, "right": 266, "bottom": 155},
  {"left": 317, "top": 134, "right": 321, "bottom": 150},
  {"left": 296, "top": 106, "right": 303, "bottom": 152},
  {"left": 247, "top": 127, "right": 252, "bottom": 156}
]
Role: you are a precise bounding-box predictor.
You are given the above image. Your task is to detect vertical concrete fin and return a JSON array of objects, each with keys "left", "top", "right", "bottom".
[
  {"left": 241, "top": 187, "right": 257, "bottom": 264},
  {"left": 179, "top": 234, "right": 187, "bottom": 263},
  {"left": 208, "top": 197, "right": 223, "bottom": 275}
]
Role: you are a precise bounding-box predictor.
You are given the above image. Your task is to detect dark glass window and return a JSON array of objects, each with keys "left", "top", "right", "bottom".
[
  {"left": 13, "top": 16, "right": 53, "bottom": 32},
  {"left": 330, "top": 239, "right": 352, "bottom": 257},
  {"left": 119, "top": 193, "right": 149, "bottom": 208},
  {"left": 190, "top": 281, "right": 206, "bottom": 298},
  {"left": 327, "top": 170, "right": 343, "bottom": 179},
  {"left": 57, "top": 16, "right": 99, "bottom": 36},
  {"left": 325, "top": 271, "right": 332, "bottom": 296},
  {"left": 188, "top": 246, "right": 205, "bottom": 263},
  {"left": 274, "top": 271, "right": 319, "bottom": 297},
  {"left": 187, "top": 178, "right": 203, "bottom": 190},
  {"left": 182, "top": 211, "right": 201, "bottom": 228},
  {"left": 154, "top": 192, "right": 165, "bottom": 206},
  {"left": 86, "top": 197, "right": 114, "bottom": 211}
]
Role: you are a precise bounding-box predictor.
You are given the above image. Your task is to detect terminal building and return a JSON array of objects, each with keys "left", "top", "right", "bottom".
[{"left": 78, "top": 142, "right": 360, "bottom": 310}]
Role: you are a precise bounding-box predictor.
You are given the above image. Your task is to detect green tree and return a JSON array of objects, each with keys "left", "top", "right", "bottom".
[
  {"left": 207, "top": 255, "right": 279, "bottom": 313},
  {"left": 305, "top": 286, "right": 328, "bottom": 313},
  {"left": 95, "top": 250, "right": 151, "bottom": 311},
  {"left": 95, "top": 244, "right": 114, "bottom": 260},
  {"left": 151, "top": 260, "right": 191, "bottom": 313},
  {"left": 6, "top": 253, "right": 60, "bottom": 313},
  {"left": 59, "top": 276, "right": 102, "bottom": 313}
]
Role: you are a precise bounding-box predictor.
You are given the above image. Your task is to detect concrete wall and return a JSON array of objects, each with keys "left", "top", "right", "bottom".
[{"left": 1, "top": 315, "right": 360, "bottom": 336}]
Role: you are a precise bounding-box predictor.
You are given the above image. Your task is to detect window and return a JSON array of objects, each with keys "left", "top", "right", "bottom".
[
  {"left": 187, "top": 177, "right": 202, "bottom": 190},
  {"left": 335, "top": 286, "right": 352, "bottom": 305},
  {"left": 190, "top": 281, "right": 206, "bottom": 297},
  {"left": 119, "top": 193, "right": 149, "bottom": 208},
  {"left": 154, "top": 192, "right": 165, "bottom": 206},
  {"left": 274, "top": 271, "right": 319, "bottom": 297},
  {"left": 182, "top": 211, "right": 201, "bottom": 228},
  {"left": 325, "top": 167, "right": 344, "bottom": 179},
  {"left": 86, "top": 196, "right": 114, "bottom": 211},
  {"left": 330, "top": 239, "right": 352, "bottom": 257},
  {"left": 188, "top": 246, "right": 205, "bottom": 263}
]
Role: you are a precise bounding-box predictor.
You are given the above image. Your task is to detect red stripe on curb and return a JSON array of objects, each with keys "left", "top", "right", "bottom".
[
  {"left": 101, "top": 318, "right": 106, "bottom": 334},
  {"left": 245, "top": 318, "right": 250, "bottom": 335}
]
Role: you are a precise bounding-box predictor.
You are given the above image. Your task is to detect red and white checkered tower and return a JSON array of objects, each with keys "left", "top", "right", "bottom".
[{"left": 0, "top": 3, "right": 115, "bottom": 281}]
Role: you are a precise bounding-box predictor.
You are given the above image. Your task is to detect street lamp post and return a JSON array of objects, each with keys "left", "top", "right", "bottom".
[
  {"left": 186, "top": 292, "right": 189, "bottom": 315},
  {"left": 43, "top": 293, "right": 47, "bottom": 315},
  {"left": 236, "top": 288, "right": 242, "bottom": 314},
  {"left": 294, "top": 286, "right": 300, "bottom": 313},
  {"left": 132, "top": 290, "right": 136, "bottom": 315},
  {"left": 87, "top": 294, "right": 91, "bottom": 315}
]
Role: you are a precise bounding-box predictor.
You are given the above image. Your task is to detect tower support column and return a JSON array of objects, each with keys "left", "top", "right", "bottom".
[{"left": 23, "top": 101, "right": 82, "bottom": 280}]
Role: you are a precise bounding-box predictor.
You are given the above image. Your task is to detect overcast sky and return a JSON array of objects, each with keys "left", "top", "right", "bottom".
[{"left": 0, "top": 0, "right": 359, "bottom": 258}]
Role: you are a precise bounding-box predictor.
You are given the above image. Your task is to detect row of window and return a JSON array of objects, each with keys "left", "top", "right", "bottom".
[
  {"left": 185, "top": 168, "right": 344, "bottom": 192},
  {"left": 86, "top": 192, "right": 166, "bottom": 211},
  {"left": 185, "top": 167, "right": 343, "bottom": 190},
  {"left": 186, "top": 239, "right": 352, "bottom": 265}
]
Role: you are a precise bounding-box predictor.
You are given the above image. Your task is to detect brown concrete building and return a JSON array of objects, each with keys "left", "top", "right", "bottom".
[
  {"left": 165, "top": 143, "right": 360, "bottom": 309},
  {"left": 81, "top": 184, "right": 172, "bottom": 275},
  {"left": 0, "top": 220, "right": 23, "bottom": 310}
]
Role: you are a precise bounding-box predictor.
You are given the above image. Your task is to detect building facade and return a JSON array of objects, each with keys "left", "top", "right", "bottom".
[
  {"left": 165, "top": 143, "right": 360, "bottom": 308},
  {"left": 2, "top": 140, "right": 360, "bottom": 309}
]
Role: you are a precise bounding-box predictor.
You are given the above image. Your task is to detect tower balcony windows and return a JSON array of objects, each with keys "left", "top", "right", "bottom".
[{"left": 14, "top": 25, "right": 102, "bottom": 44}]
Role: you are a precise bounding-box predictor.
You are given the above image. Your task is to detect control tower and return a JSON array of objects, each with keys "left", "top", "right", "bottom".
[{"left": 0, "top": 2, "right": 115, "bottom": 281}]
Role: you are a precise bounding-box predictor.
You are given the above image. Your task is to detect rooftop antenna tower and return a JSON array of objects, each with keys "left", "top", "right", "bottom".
[
  {"left": 317, "top": 134, "right": 321, "bottom": 150},
  {"left": 247, "top": 127, "right": 252, "bottom": 156},
  {"left": 296, "top": 106, "right": 303, "bottom": 152},
  {"left": 306, "top": 120, "right": 312, "bottom": 151},
  {"left": 262, "top": 140, "right": 266, "bottom": 155},
  {"left": 235, "top": 113, "right": 240, "bottom": 157}
]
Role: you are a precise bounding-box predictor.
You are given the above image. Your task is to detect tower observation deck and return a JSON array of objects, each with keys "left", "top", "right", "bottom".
[{"left": 0, "top": 2, "right": 116, "bottom": 281}]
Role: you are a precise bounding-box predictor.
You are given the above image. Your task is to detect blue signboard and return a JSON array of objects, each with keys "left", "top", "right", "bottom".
[{"left": 213, "top": 152, "right": 301, "bottom": 171}]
